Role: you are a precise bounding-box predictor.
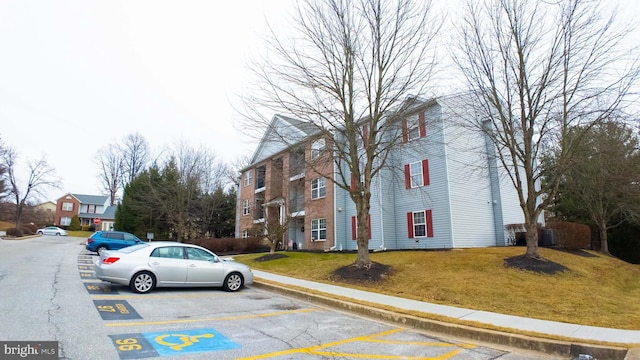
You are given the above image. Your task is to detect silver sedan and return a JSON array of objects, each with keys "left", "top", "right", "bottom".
[
  {"left": 94, "top": 241, "right": 254, "bottom": 293},
  {"left": 37, "top": 226, "right": 68, "bottom": 236}
]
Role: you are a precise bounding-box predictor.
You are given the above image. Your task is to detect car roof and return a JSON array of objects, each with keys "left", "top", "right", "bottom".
[{"left": 144, "top": 241, "right": 208, "bottom": 249}]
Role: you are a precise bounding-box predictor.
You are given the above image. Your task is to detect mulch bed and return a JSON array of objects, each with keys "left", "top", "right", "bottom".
[
  {"left": 504, "top": 255, "right": 568, "bottom": 275},
  {"left": 330, "top": 262, "right": 392, "bottom": 283}
]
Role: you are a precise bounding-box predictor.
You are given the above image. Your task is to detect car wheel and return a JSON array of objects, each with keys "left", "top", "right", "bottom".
[
  {"left": 223, "top": 272, "right": 244, "bottom": 292},
  {"left": 96, "top": 246, "right": 108, "bottom": 255},
  {"left": 130, "top": 272, "right": 155, "bottom": 294},
  {"left": 37, "top": 231, "right": 43, "bottom": 235},
  {"left": 55, "top": 232, "right": 60, "bottom": 236}
]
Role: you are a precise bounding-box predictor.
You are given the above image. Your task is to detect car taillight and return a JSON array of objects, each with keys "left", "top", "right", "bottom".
[
  {"left": 88, "top": 238, "right": 94, "bottom": 243},
  {"left": 102, "top": 257, "right": 120, "bottom": 265}
]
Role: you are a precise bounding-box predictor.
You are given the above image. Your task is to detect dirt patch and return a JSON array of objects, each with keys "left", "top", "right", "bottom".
[
  {"left": 331, "top": 262, "right": 392, "bottom": 283},
  {"left": 254, "top": 253, "right": 289, "bottom": 262},
  {"left": 504, "top": 255, "right": 568, "bottom": 275}
]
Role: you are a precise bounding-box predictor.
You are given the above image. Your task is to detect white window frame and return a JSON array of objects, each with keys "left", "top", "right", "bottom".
[
  {"left": 406, "top": 113, "right": 420, "bottom": 141},
  {"left": 242, "top": 199, "right": 250, "bottom": 215},
  {"left": 311, "top": 138, "right": 326, "bottom": 159},
  {"left": 311, "top": 177, "right": 326, "bottom": 199},
  {"left": 244, "top": 170, "right": 252, "bottom": 187},
  {"left": 60, "top": 217, "right": 71, "bottom": 226},
  {"left": 62, "top": 202, "right": 73, "bottom": 211},
  {"left": 413, "top": 211, "right": 427, "bottom": 237},
  {"left": 242, "top": 230, "right": 249, "bottom": 238},
  {"left": 311, "top": 218, "right": 327, "bottom": 241},
  {"left": 409, "top": 161, "right": 423, "bottom": 188}
]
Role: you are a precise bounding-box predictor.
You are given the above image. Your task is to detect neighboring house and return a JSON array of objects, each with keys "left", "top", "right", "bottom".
[
  {"left": 35, "top": 201, "right": 57, "bottom": 213},
  {"left": 236, "top": 94, "right": 534, "bottom": 251},
  {"left": 34, "top": 201, "right": 57, "bottom": 224},
  {"left": 55, "top": 193, "right": 116, "bottom": 231}
]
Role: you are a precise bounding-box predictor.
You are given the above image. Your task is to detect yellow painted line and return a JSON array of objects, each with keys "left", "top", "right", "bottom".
[
  {"left": 105, "top": 308, "right": 319, "bottom": 327},
  {"left": 237, "top": 327, "right": 475, "bottom": 360},
  {"left": 236, "top": 328, "right": 403, "bottom": 359}
]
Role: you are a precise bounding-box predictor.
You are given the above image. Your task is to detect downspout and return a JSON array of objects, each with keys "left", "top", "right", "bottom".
[
  {"left": 332, "top": 159, "right": 338, "bottom": 251},
  {"left": 234, "top": 182, "right": 241, "bottom": 238},
  {"left": 378, "top": 173, "right": 385, "bottom": 250}
]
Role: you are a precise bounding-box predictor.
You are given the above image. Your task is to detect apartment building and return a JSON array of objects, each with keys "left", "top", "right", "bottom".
[{"left": 236, "top": 94, "right": 529, "bottom": 251}]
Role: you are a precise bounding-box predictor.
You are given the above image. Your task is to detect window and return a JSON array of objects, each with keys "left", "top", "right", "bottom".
[
  {"left": 402, "top": 112, "right": 426, "bottom": 142},
  {"left": 60, "top": 217, "right": 71, "bottom": 226},
  {"left": 242, "top": 230, "right": 249, "bottom": 238},
  {"left": 404, "top": 160, "right": 430, "bottom": 188},
  {"left": 242, "top": 199, "right": 250, "bottom": 215},
  {"left": 62, "top": 202, "right": 73, "bottom": 211},
  {"left": 311, "top": 218, "right": 326, "bottom": 241},
  {"left": 351, "top": 215, "right": 371, "bottom": 240},
  {"left": 311, "top": 177, "right": 326, "bottom": 199},
  {"left": 407, "top": 210, "right": 433, "bottom": 238},
  {"left": 244, "top": 170, "right": 252, "bottom": 186},
  {"left": 187, "top": 247, "right": 216, "bottom": 262},
  {"left": 311, "top": 138, "right": 326, "bottom": 159},
  {"left": 151, "top": 246, "right": 185, "bottom": 259}
]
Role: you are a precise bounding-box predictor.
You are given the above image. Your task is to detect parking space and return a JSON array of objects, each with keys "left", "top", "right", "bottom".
[{"left": 77, "top": 250, "right": 544, "bottom": 359}]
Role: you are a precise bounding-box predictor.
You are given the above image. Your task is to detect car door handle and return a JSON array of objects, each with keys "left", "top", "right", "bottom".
[
  {"left": 189, "top": 264, "right": 197, "bottom": 267},
  {"left": 151, "top": 262, "right": 160, "bottom": 265}
]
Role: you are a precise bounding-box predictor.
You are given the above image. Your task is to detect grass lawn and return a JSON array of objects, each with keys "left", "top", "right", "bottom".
[
  {"left": 235, "top": 247, "right": 640, "bottom": 330},
  {"left": 0, "top": 220, "right": 14, "bottom": 231}
]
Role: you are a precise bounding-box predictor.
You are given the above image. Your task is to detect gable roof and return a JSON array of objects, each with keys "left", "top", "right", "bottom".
[
  {"left": 248, "top": 114, "right": 320, "bottom": 167},
  {"left": 72, "top": 194, "right": 109, "bottom": 205}
]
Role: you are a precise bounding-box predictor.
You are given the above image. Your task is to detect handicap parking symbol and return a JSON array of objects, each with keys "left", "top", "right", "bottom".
[{"left": 146, "top": 328, "right": 239, "bottom": 356}]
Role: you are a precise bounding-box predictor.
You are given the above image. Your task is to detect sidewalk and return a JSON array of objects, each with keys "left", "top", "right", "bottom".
[{"left": 252, "top": 270, "right": 640, "bottom": 359}]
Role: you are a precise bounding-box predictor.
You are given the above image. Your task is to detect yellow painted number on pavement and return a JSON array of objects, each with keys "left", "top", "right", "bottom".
[
  {"left": 97, "top": 305, "right": 116, "bottom": 312},
  {"left": 115, "top": 338, "right": 142, "bottom": 351}
]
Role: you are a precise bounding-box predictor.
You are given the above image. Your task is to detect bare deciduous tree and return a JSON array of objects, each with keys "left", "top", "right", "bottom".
[
  {"left": 452, "top": 0, "right": 639, "bottom": 259},
  {"left": 96, "top": 133, "right": 150, "bottom": 206},
  {"left": 121, "top": 132, "right": 150, "bottom": 187},
  {"left": 0, "top": 147, "right": 59, "bottom": 227},
  {"left": 242, "top": 0, "right": 440, "bottom": 267},
  {"left": 96, "top": 144, "right": 124, "bottom": 206}
]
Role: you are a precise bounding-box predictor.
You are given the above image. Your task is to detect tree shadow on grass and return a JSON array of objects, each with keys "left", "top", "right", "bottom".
[{"left": 254, "top": 253, "right": 289, "bottom": 262}]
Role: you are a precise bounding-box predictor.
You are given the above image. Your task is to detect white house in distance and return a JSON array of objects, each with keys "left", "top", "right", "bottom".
[{"left": 236, "top": 93, "right": 529, "bottom": 251}]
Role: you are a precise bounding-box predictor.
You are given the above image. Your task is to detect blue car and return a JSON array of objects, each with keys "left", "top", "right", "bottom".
[{"left": 86, "top": 231, "right": 144, "bottom": 255}]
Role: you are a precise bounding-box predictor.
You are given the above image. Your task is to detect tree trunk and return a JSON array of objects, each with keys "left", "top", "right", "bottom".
[
  {"left": 354, "top": 202, "right": 371, "bottom": 267},
  {"left": 524, "top": 220, "right": 540, "bottom": 259},
  {"left": 599, "top": 222, "right": 610, "bottom": 255}
]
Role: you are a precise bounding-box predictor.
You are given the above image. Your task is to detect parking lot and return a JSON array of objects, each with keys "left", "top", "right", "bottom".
[{"left": 0, "top": 236, "right": 554, "bottom": 359}]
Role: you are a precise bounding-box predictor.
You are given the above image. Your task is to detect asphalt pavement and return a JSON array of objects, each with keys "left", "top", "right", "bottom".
[{"left": 252, "top": 270, "right": 640, "bottom": 360}]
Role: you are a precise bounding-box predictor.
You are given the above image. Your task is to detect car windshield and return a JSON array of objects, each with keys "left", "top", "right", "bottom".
[{"left": 118, "top": 244, "right": 149, "bottom": 254}]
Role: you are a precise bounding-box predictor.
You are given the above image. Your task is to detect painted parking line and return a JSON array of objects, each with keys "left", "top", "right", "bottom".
[
  {"left": 94, "top": 300, "right": 141, "bottom": 320},
  {"left": 85, "top": 282, "right": 119, "bottom": 294},
  {"left": 105, "top": 308, "right": 319, "bottom": 327},
  {"left": 236, "top": 328, "right": 477, "bottom": 360},
  {"left": 77, "top": 264, "right": 92, "bottom": 271},
  {"left": 109, "top": 328, "right": 239, "bottom": 359}
]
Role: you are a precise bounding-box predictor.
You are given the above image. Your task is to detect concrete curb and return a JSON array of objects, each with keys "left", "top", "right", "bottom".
[{"left": 252, "top": 281, "right": 630, "bottom": 359}]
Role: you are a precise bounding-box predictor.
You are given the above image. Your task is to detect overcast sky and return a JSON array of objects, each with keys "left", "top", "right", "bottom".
[
  {"left": 1, "top": 0, "right": 638, "bottom": 203},
  {"left": 0, "top": 0, "right": 294, "bottom": 202}
]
